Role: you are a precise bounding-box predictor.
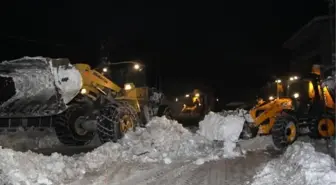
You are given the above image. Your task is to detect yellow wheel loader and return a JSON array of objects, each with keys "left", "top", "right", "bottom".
[
  {"left": 0, "top": 57, "right": 168, "bottom": 146},
  {"left": 168, "top": 89, "right": 214, "bottom": 123}
]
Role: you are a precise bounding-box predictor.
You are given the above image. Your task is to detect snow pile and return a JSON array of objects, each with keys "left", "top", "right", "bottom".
[
  {"left": 198, "top": 112, "right": 245, "bottom": 157},
  {"left": 252, "top": 141, "right": 336, "bottom": 185},
  {"left": 0, "top": 128, "right": 60, "bottom": 150},
  {"left": 0, "top": 113, "right": 248, "bottom": 185}
]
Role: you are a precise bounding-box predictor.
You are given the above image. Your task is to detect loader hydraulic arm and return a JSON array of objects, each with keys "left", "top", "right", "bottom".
[{"left": 74, "top": 64, "right": 122, "bottom": 99}]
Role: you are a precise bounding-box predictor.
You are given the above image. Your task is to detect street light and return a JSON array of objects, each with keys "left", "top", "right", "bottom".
[
  {"left": 107, "top": 60, "right": 144, "bottom": 71},
  {"left": 102, "top": 67, "right": 108, "bottom": 72},
  {"left": 133, "top": 64, "right": 140, "bottom": 70}
]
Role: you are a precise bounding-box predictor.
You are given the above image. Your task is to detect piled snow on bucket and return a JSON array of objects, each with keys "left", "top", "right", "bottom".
[
  {"left": 252, "top": 141, "right": 336, "bottom": 185},
  {"left": 0, "top": 112, "right": 247, "bottom": 184},
  {"left": 198, "top": 112, "right": 245, "bottom": 157}
]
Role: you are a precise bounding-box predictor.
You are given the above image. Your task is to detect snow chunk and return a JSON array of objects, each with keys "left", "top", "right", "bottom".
[
  {"left": 252, "top": 141, "right": 336, "bottom": 185},
  {"left": 198, "top": 112, "right": 245, "bottom": 157},
  {"left": 198, "top": 112, "right": 245, "bottom": 141}
]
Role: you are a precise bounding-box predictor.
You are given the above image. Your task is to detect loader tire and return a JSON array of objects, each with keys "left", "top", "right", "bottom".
[
  {"left": 97, "top": 103, "right": 138, "bottom": 143},
  {"left": 53, "top": 105, "right": 95, "bottom": 146},
  {"left": 157, "top": 105, "right": 173, "bottom": 119},
  {"left": 271, "top": 114, "right": 297, "bottom": 150}
]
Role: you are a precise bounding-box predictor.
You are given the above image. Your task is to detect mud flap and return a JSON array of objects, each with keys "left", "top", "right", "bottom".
[{"left": 0, "top": 57, "right": 82, "bottom": 118}]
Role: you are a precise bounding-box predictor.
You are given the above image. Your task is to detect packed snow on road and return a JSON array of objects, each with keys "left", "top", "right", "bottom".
[{"left": 0, "top": 110, "right": 334, "bottom": 185}]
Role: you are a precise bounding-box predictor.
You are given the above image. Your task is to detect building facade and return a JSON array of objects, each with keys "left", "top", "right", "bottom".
[{"left": 283, "top": 16, "right": 335, "bottom": 75}]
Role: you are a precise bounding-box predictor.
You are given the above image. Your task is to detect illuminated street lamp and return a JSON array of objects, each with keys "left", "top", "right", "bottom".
[
  {"left": 102, "top": 67, "right": 108, "bottom": 72},
  {"left": 133, "top": 64, "right": 140, "bottom": 70},
  {"left": 107, "top": 60, "right": 144, "bottom": 71}
]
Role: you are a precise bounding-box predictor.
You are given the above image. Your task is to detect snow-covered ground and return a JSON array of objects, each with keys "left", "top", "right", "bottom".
[
  {"left": 0, "top": 110, "right": 334, "bottom": 185},
  {"left": 0, "top": 112, "right": 247, "bottom": 184},
  {"left": 251, "top": 142, "right": 336, "bottom": 185}
]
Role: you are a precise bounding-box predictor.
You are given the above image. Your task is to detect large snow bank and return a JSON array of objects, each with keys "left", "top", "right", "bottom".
[
  {"left": 251, "top": 141, "right": 336, "bottom": 185},
  {"left": 0, "top": 114, "right": 247, "bottom": 185}
]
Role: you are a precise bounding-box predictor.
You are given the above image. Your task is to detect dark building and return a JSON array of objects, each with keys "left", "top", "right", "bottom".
[{"left": 283, "top": 16, "right": 335, "bottom": 75}]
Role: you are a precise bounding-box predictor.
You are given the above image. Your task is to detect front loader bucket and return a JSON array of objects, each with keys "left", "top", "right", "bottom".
[{"left": 0, "top": 57, "right": 82, "bottom": 118}]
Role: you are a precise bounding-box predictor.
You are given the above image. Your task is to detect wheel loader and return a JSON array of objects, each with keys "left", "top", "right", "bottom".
[
  {"left": 0, "top": 57, "right": 169, "bottom": 146},
  {"left": 271, "top": 64, "right": 335, "bottom": 150},
  {"left": 167, "top": 89, "right": 214, "bottom": 124}
]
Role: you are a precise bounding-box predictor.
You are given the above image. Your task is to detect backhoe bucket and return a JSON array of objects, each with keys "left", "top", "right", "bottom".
[{"left": 0, "top": 57, "right": 82, "bottom": 118}]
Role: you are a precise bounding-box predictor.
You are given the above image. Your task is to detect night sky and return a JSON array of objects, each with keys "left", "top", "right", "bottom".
[{"left": 0, "top": 0, "right": 330, "bottom": 103}]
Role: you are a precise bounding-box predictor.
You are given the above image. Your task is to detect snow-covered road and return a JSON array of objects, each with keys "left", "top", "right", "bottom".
[{"left": 67, "top": 150, "right": 278, "bottom": 185}]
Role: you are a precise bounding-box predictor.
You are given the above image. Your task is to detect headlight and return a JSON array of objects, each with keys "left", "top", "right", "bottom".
[
  {"left": 269, "top": 96, "right": 274, "bottom": 101},
  {"left": 124, "top": 84, "right": 132, "bottom": 90},
  {"left": 195, "top": 93, "right": 200, "bottom": 97},
  {"left": 80, "top": 88, "right": 87, "bottom": 94},
  {"left": 293, "top": 92, "right": 299, "bottom": 99},
  {"left": 185, "top": 94, "right": 190, "bottom": 97}
]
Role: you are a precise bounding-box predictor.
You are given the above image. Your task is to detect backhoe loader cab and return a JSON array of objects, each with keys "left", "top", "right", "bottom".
[{"left": 271, "top": 65, "right": 335, "bottom": 150}]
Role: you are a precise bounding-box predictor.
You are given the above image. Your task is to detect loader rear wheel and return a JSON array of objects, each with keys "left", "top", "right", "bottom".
[
  {"left": 97, "top": 103, "right": 138, "bottom": 143},
  {"left": 271, "top": 114, "right": 297, "bottom": 150},
  {"left": 53, "top": 105, "right": 95, "bottom": 146},
  {"left": 317, "top": 117, "right": 335, "bottom": 138}
]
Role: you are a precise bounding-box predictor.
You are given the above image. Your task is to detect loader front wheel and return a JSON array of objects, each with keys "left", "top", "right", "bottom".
[
  {"left": 53, "top": 105, "right": 95, "bottom": 146},
  {"left": 97, "top": 103, "right": 138, "bottom": 143},
  {"left": 271, "top": 114, "right": 297, "bottom": 150}
]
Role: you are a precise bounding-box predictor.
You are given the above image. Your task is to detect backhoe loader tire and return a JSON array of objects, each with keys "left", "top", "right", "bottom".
[
  {"left": 97, "top": 103, "right": 137, "bottom": 143},
  {"left": 271, "top": 114, "right": 297, "bottom": 150},
  {"left": 157, "top": 105, "right": 173, "bottom": 119},
  {"left": 53, "top": 105, "right": 95, "bottom": 146}
]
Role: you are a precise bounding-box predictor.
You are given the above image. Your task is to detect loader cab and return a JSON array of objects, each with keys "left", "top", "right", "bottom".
[
  {"left": 286, "top": 73, "right": 326, "bottom": 116},
  {"left": 258, "top": 82, "right": 284, "bottom": 103},
  {"left": 101, "top": 64, "right": 147, "bottom": 88}
]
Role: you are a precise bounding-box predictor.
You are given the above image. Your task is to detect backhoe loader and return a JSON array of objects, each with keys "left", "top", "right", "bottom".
[
  {"left": 0, "top": 57, "right": 169, "bottom": 146},
  {"left": 241, "top": 80, "right": 293, "bottom": 139},
  {"left": 271, "top": 64, "right": 335, "bottom": 150}
]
